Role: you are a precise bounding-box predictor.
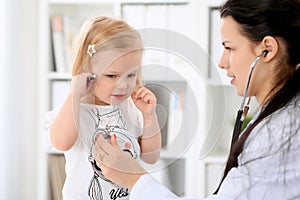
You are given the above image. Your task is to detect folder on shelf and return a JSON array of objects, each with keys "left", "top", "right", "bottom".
[
  {"left": 167, "top": 91, "right": 183, "bottom": 146},
  {"left": 48, "top": 154, "right": 66, "bottom": 200},
  {"left": 51, "top": 16, "right": 66, "bottom": 73},
  {"left": 62, "top": 16, "right": 81, "bottom": 72},
  {"left": 50, "top": 15, "right": 81, "bottom": 73}
]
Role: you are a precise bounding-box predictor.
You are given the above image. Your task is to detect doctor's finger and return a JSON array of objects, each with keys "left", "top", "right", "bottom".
[
  {"left": 95, "top": 134, "right": 118, "bottom": 154},
  {"left": 94, "top": 142, "right": 109, "bottom": 160}
]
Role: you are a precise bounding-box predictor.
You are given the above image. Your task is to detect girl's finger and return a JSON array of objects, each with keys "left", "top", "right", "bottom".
[
  {"left": 134, "top": 86, "right": 146, "bottom": 95},
  {"left": 131, "top": 91, "right": 137, "bottom": 100},
  {"left": 86, "top": 74, "right": 97, "bottom": 88},
  {"left": 142, "top": 93, "right": 155, "bottom": 104},
  {"left": 136, "top": 88, "right": 150, "bottom": 99}
]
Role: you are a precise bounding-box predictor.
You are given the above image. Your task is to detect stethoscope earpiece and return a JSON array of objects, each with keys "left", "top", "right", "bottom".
[{"left": 262, "top": 50, "right": 269, "bottom": 57}]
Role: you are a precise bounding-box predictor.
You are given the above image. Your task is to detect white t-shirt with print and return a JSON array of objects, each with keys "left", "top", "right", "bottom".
[{"left": 47, "top": 98, "right": 143, "bottom": 200}]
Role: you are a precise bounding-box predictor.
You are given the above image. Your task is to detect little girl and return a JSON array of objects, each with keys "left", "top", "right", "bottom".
[{"left": 49, "top": 16, "right": 161, "bottom": 200}]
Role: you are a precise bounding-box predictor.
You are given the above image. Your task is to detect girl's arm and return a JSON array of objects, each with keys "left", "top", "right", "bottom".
[
  {"left": 50, "top": 73, "right": 92, "bottom": 151},
  {"left": 139, "top": 112, "right": 161, "bottom": 164},
  {"left": 132, "top": 87, "right": 161, "bottom": 164}
]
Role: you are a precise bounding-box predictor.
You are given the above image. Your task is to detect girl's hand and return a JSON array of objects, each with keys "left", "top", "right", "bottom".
[
  {"left": 131, "top": 86, "right": 157, "bottom": 115},
  {"left": 70, "top": 73, "right": 96, "bottom": 98},
  {"left": 94, "top": 135, "right": 147, "bottom": 190}
]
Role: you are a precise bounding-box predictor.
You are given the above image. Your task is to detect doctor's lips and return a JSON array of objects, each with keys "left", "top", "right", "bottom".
[{"left": 227, "top": 74, "right": 236, "bottom": 84}]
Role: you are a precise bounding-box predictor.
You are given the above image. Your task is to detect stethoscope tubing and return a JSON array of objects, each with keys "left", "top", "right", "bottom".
[{"left": 230, "top": 55, "right": 263, "bottom": 150}]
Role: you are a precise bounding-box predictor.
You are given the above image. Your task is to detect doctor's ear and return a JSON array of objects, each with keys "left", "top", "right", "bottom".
[{"left": 260, "top": 36, "right": 279, "bottom": 61}]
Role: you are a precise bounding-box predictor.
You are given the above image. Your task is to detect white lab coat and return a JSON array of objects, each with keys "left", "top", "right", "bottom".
[{"left": 130, "top": 95, "right": 300, "bottom": 200}]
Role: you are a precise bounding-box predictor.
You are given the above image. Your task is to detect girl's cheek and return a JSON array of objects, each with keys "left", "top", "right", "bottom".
[{"left": 130, "top": 81, "right": 137, "bottom": 91}]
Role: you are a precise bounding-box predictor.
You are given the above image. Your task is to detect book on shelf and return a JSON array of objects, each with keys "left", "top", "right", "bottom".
[
  {"left": 167, "top": 91, "right": 183, "bottom": 147},
  {"left": 50, "top": 15, "right": 81, "bottom": 73}
]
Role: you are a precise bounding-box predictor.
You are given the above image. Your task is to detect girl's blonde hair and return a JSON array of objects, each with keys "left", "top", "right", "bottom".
[{"left": 71, "top": 16, "right": 143, "bottom": 83}]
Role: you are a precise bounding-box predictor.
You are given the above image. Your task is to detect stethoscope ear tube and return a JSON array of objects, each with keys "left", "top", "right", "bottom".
[
  {"left": 230, "top": 109, "right": 244, "bottom": 151},
  {"left": 230, "top": 54, "right": 263, "bottom": 150}
]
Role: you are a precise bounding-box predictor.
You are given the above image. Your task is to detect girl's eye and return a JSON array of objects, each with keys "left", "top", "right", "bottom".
[
  {"left": 127, "top": 73, "right": 136, "bottom": 78},
  {"left": 106, "top": 74, "right": 117, "bottom": 78}
]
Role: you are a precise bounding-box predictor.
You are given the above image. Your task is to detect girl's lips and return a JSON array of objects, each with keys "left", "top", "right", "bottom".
[{"left": 112, "top": 94, "right": 126, "bottom": 100}]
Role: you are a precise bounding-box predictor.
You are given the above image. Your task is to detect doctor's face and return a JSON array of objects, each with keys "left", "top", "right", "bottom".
[{"left": 218, "top": 16, "right": 268, "bottom": 98}]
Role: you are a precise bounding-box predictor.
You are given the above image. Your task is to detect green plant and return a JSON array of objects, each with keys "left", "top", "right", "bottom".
[{"left": 241, "top": 116, "right": 253, "bottom": 131}]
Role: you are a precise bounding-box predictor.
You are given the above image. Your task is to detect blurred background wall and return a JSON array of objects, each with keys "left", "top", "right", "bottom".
[{"left": 0, "top": 0, "right": 39, "bottom": 199}]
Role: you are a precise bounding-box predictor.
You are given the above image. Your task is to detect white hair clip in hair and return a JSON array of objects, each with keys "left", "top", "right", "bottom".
[{"left": 87, "top": 44, "right": 96, "bottom": 58}]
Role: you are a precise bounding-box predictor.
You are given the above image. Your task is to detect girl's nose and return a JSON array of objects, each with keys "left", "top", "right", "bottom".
[{"left": 115, "top": 79, "right": 127, "bottom": 89}]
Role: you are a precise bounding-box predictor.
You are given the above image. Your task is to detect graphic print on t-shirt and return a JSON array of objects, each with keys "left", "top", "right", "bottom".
[
  {"left": 88, "top": 107, "right": 127, "bottom": 131},
  {"left": 87, "top": 107, "right": 138, "bottom": 158},
  {"left": 87, "top": 106, "right": 139, "bottom": 200}
]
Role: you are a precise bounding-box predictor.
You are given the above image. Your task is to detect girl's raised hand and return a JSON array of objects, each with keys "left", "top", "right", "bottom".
[
  {"left": 131, "top": 86, "right": 157, "bottom": 115},
  {"left": 70, "top": 73, "right": 96, "bottom": 98}
]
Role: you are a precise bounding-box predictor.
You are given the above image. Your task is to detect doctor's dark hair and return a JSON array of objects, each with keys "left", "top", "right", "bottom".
[{"left": 214, "top": 0, "right": 300, "bottom": 194}]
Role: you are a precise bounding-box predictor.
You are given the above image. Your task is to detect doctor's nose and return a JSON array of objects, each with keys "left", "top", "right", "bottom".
[{"left": 218, "top": 51, "right": 229, "bottom": 69}]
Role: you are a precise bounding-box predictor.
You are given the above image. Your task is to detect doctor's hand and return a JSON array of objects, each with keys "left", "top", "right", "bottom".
[{"left": 94, "top": 134, "right": 147, "bottom": 190}]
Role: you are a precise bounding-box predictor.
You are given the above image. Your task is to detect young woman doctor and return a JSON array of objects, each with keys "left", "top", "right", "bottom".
[{"left": 94, "top": 0, "right": 300, "bottom": 199}]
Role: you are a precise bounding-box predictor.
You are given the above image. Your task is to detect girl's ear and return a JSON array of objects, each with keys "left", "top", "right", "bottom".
[
  {"left": 136, "top": 69, "right": 143, "bottom": 87},
  {"left": 136, "top": 79, "right": 143, "bottom": 87}
]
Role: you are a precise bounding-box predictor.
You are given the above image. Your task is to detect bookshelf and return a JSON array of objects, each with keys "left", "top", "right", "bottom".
[{"left": 38, "top": 0, "right": 251, "bottom": 199}]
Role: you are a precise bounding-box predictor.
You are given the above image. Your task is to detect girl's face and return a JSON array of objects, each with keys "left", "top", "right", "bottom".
[
  {"left": 218, "top": 16, "right": 271, "bottom": 102},
  {"left": 91, "top": 50, "right": 142, "bottom": 105}
]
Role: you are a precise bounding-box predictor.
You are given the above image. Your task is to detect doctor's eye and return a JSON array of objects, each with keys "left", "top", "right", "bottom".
[{"left": 224, "top": 46, "right": 233, "bottom": 52}]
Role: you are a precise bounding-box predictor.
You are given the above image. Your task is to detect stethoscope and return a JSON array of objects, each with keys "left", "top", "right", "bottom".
[{"left": 230, "top": 50, "right": 268, "bottom": 149}]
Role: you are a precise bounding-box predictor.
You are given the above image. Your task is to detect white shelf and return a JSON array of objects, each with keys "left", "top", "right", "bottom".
[
  {"left": 48, "top": 146, "right": 65, "bottom": 154},
  {"left": 48, "top": 0, "right": 115, "bottom": 4},
  {"left": 201, "top": 154, "right": 227, "bottom": 163},
  {"left": 121, "top": 0, "right": 188, "bottom": 3},
  {"left": 160, "top": 147, "right": 187, "bottom": 159},
  {"left": 48, "top": 72, "right": 71, "bottom": 80}
]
